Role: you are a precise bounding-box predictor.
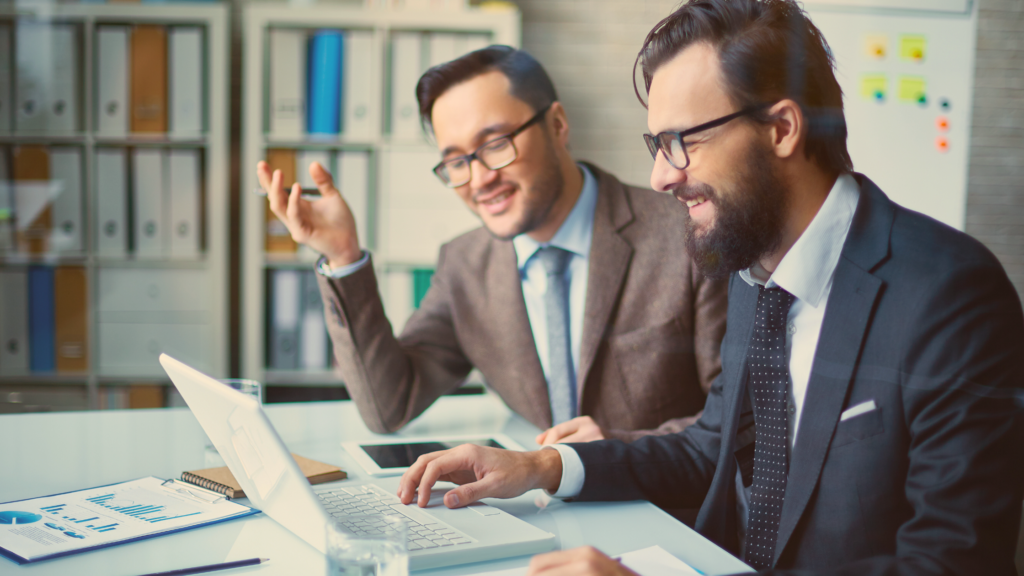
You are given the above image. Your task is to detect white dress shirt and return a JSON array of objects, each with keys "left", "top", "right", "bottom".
[
  {"left": 549, "top": 173, "right": 861, "bottom": 505},
  {"left": 319, "top": 164, "right": 599, "bottom": 404}
]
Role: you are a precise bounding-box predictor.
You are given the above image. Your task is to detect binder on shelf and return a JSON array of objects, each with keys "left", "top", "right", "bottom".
[
  {"left": 168, "top": 148, "right": 202, "bottom": 259},
  {"left": 133, "top": 148, "right": 168, "bottom": 258},
  {"left": 130, "top": 25, "right": 169, "bottom": 133},
  {"left": 307, "top": 30, "right": 344, "bottom": 136},
  {"left": 413, "top": 268, "right": 434, "bottom": 308},
  {"left": 49, "top": 147, "right": 84, "bottom": 253},
  {"left": 390, "top": 32, "right": 425, "bottom": 141},
  {"left": 337, "top": 150, "right": 370, "bottom": 248},
  {"left": 299, "top": 270, "right": 329, "bottom": 370},
  {"left": 296, "top": 149, "right": 332, "bottom": 190},
  {"left": 342, "top": 30, "right": 375, "bottom": 141},
  {"left": 12, "top": 145, "right": 52, "bottom": 255},
  {"left": 269, "top": 28, "right": 307, "bottom": 139},
  {"left": 14, "top": 21, "right": 48, "bottom": 133},
  {"left": 96, "top": 26, "right": 130, "bottom": 135},
  {"left": 95, "top": 148, "right": 129, "bottom": 258},
  {"left": 48, "top": 23, "right": 80, "bottom": 134},
  {"left": 169, "top": 26, "right": 203, "bottom": 137},
  {"left": 264, "top": 148, "right": 298, "bottom": 254},
  {"left": 428, "top": 32, "right": 458, "bottom": 68},
  {"left": 0, "top": 147, "right": 12, "bottom": 252},
  {"left": 54, "top": 266, "right": 88, "bottom": 373},
  {"left": 269, "top": 269, "right": 301, "bottom": 370},
  {"left": 28, "top": 266, "right": 55, "bottom": 372},
  {"left": 0, "top": 25, "right": 11, "bottom": 133},
  {"left": 0, "top": 270, "right": 30, "bottom": 376}
]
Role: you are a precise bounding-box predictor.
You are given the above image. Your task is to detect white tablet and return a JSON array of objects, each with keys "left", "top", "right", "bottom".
[{"left": 342, "top": 433, "right": 526, "bottom": 476}]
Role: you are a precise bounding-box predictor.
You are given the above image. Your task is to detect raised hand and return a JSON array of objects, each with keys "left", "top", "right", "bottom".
[
  {"left": 536, "top": 416, "right": 607, "bottom": 445},
  {"left": 397, "top": 444, "right": 564, "bottom": 509},
  {"left": 256, "top": 160, "right": 363, "bottom": 267}
]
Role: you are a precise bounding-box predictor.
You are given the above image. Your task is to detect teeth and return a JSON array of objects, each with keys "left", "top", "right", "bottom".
[
  {"left": 483, "top": 190, "right": 512, "bottom": 205},
  {"left": 686, "top": 196, "right": 706, "bottom": 208}
]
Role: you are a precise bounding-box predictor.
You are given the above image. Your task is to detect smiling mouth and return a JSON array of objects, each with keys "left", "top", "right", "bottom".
[
  {"left": 479, "top": 189, "right": 514, "bottom": 206},
  {"left": 685, "top": 196, "right": 707, "bottom": 208}
]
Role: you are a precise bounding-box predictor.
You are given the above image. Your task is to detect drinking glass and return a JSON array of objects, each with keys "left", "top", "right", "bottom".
[
  {"left": 326, "top": 515, "right": 409, "bottom": 576},
  {"left": 203, "top": 379, "right": 263, "bottom": 466}
]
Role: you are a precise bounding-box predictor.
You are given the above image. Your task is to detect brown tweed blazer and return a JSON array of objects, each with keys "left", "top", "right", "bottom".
[{"left": 317, "top": 163, "right": 728, "bottom": 441}]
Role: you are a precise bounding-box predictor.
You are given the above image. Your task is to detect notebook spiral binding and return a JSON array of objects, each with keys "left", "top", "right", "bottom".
[{"left": 181, "top": 471, "right": 236, "bottom": 497}]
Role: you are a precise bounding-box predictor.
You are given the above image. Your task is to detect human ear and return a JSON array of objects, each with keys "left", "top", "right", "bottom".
[
  {"left": 547, "top": 101, "right": 571, "bottom": 146},
  {"left": 767, "top": 99, "right": 804, "bottom": 160}
]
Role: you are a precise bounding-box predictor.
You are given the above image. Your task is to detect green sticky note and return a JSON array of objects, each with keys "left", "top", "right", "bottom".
[
  {"left": 898, "top": 76, "right": 927, "bottom": 104},
  {"left": 412, "top": 268, "right": 435, "bottom": 309},
  {"left": 900, "top": 35, "right": 927, "bottom": 62},
  {"left": 860, "top": 74, "right": 888, "bottom": 101}
]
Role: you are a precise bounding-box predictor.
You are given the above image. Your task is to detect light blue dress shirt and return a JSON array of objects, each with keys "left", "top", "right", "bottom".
[{"left": 318, "top": 164, "right": 600, "bottom": 406}]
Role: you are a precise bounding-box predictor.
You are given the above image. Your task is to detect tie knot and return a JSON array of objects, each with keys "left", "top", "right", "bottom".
[
  {"left": 758, "top": 284, "right": 796, "bottom": 309},
  {"left": 535, "top": 246, "right": 573, "bottom": 276}
]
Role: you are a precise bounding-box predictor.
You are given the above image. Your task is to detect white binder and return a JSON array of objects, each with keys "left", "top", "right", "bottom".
[
  {"left": 0, "top": 148, "right": 11, "bottom": 252},
  {"left": 296, "top": 149, "right": 332, "bottom": 189},
  {"left": 270, "top": 269, "right": 301, "bottom": 370},
  {"left": 95, "top": 148, "right": 128, "bottom": 258},
  {"left": 132, "top": 148, "right": 167, "bottom": 258},
  {"left": 428, "top": 32, "right": 458, "bottom": 68},
  {"left": 14, "top": 21, "right": 49, "bottom": 133},
  {"left": 0, "top": 269, "right": 30, "bottom": 376},
  {"left": 342, "top": 30, "right": 375, "bottom": 142},
  {"left": 96, "top": 26, "right": 129, "bottom": 135},
  {"left": 0, "top": 25, "right": 12, "bottom": 133},
  {"left": 389, "top": 32, "right": 424, "bottom": 141},
  {"left": 48, "top": 24, "right": 79, "bottom": 134},
  {"left": 269, "top": 28, "right": 307, "bottom": 139},
  {"left": 168, "top": 148, "right": 201, "bottom": 259},
  {"left": 336, "top": 150, "right": 370, "bottom": 249},
  {"left": 49, "top": 147, "right": 84, "bottom": 253},
  {"left": 299, "top": 271, "right": 328, "bottom": 370},
  {"left": 384, "top": 269, "right": 414, "bottom": 335},
  {"left": 169, "top": 26, "right": 203, "bottom": 137}
]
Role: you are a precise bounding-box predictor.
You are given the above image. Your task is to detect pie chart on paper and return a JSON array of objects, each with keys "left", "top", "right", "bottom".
[{"left": 0, "top": 511, "right": 43, "bottom": 525}]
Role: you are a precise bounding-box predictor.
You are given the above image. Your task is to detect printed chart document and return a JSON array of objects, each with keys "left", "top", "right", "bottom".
[
  {"left": 468, "top": 546, "right": 703, "bottom": 576},
  {"left": 0, "top": 476, "right": 257, "bottom": 564}
]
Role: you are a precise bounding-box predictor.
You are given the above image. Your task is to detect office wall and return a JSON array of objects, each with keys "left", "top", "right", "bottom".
[{"left": 515, "top": 0, "right": 1024, "bottom": 301}]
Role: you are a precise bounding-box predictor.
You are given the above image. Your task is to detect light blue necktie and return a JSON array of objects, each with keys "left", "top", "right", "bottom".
[{"left": 535, "top": 246, "right": 577, "bottom": 425}]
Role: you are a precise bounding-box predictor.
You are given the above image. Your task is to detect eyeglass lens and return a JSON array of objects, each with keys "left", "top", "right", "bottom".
[{"left": 439, "top": 137, "right": 517, "bottom": 186}]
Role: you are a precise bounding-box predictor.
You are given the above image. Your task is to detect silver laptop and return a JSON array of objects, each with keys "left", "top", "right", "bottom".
[{"left": 160, "top": 354, "right": 556, "bottom": 570}]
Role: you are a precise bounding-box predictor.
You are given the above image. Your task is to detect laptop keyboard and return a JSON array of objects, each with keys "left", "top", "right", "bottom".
[{"left": 316, "top": 484, "right": 474, "bottom": 551}]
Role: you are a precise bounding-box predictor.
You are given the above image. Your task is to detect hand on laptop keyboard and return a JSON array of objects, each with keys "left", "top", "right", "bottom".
[{"left": 397, "top": 444, "right": 564, "bottom": 508}]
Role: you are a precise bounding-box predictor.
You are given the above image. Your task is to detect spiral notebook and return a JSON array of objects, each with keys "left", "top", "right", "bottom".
[{"left": 181, "top": 454, "right": 346, "bottom": 499}]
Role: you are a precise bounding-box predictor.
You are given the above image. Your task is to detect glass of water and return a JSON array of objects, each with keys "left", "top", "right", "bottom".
[{"left": 326, "top": 515, "right": 408, "bottom": 576}]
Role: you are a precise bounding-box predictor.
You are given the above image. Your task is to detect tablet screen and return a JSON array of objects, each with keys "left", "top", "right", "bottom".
[{"left": 360, "top": 438, "right": 506, "bottom": 469}]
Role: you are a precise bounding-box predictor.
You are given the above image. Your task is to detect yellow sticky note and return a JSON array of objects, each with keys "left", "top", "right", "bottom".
[
  {"left": 898, "top": 76, "right": 927, "bottom": 104},
  {"left": 900, "top": 35, "right": 927, "bottom": 62},
  {"left": 860, "top": 74, "right": 888, "bottom": 102},
  {"left": 864, "top": 34, "right": 888, "bottom": 60}
]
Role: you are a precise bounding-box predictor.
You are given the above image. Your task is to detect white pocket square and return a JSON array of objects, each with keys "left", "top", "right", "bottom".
[{"left": 840, "top": 399, "right": 877, "bottom": 421}]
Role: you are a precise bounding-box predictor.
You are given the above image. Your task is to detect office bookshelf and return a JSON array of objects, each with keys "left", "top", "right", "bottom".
[
  {"left": 0, "top": 3, "right": 230, "bottom": 412},
  {"left": 240, "top": 4, "right": 520, "bottom": 385}
]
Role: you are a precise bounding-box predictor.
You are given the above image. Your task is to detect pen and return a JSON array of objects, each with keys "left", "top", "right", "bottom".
[
  {"left": 134, "top": 557, "right": 269, "bottom": 576},
  {"left": 253, "top": 186, "right": 323, "bottom": 201}
]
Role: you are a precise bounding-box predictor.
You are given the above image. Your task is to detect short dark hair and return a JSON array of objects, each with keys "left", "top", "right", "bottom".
[
  {"left": 416, "top": 45, "right": 558, "bottom": 132},
  {"left": 635, "top": 0, "right": 853, "bottom": 174}
]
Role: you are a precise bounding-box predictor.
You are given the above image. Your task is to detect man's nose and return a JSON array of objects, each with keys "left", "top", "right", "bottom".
[
  {"left": 650, "top": 152, "right": 687, "bottom": 193},
  {"left": 469, "top": 157, "right": 500, "bottom": 191}
]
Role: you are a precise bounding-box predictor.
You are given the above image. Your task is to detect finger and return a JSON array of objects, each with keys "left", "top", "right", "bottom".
[
  {"left": 535, "top": 429, "right": 553, "bottom": 445},
  {"left": 526, "top": 549, "right": 583, "bottom": 574},
  {"left": 539, "top": 420, "right": 579, "bottom": 445},
  {"left": 416, "top": 448, "right": 482, "bottom": 507},
  {"left": 255, "top": 161, "right": 273, "bottom": 192},
  {"left": 285, "top": 181, "right": 304, "bottom": 222},
  {"left": 443, "top": 474, "right": 497, "bottom": 509},
  {"left": 398, "top": 451, "right": 447, "bottom": 504},
  {"left": 266, "top": 169, "right": 288, "bottom": 218},
  {"left": 308, "top": 161, "right": 341, "bottom": 198}
]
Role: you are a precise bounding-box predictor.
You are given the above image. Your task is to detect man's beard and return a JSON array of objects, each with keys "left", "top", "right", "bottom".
[
  {"left": 680, "top": 143, "right": 788, "bottom": 279},
  {"left": 478, "top": 130, "right": 565, "bottom": 241}
]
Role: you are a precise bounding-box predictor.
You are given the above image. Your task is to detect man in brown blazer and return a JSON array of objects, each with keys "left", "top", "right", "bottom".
[{"left": 257, "top": 46, "right": 727, "bottom": 443}]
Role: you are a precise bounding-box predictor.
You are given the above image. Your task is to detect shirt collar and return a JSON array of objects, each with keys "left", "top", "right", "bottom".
[
  {"left": 513, "top": 164, "right": 598, "bottom": 271},
  {"left": 739, "top": 172, "right": 860, "bottom": 307}
]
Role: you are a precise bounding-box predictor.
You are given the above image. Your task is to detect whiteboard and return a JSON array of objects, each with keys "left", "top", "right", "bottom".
[{"left": 804, "top": 1, "right": 978, "bottom": 230}]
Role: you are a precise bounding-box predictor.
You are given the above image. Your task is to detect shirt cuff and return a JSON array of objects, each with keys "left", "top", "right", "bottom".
[
  {"left": 317, "top": 252, "right": 370, "bottom": 278},
  {"left": 545, "top": 444, "right": 585, "bottom": 499}
]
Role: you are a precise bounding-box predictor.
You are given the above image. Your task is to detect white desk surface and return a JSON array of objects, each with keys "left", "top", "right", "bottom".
[{"left": 0, "top": 394, "right": 750, "bottom": 576}]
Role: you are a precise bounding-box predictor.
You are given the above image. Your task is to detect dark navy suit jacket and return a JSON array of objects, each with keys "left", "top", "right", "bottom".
[{"left": 571, "top": 175, "right": 1024, "bottom": 575}]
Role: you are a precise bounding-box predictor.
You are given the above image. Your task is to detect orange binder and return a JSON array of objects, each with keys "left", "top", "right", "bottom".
[
  {"left": 264, "top": 148, "right": 298, "bottom": 254},
  {"left": 54, "top": 266, "right": 88, "bottom": 372},
  {"left": 12, "top": 145, "right": 51, "bottom": 254},
  {"left": 130, "top": 25, "right": 168, "bottom": 133}
]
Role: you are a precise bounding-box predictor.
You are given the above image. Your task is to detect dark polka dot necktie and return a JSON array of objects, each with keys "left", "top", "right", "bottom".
[{"left": 743, "top": 285, "right": 795, "bottom": 570}]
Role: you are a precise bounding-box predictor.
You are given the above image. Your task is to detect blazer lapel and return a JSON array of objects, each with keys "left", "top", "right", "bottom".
[
  {"left": 487, "top": 239, "right": 551, "bottom": 427},
  {"left": 773, "top": 176, "right": 893, "bottom": 564},
  {"left": 577, "top": 166, "right": 634, "bottom": 399}
]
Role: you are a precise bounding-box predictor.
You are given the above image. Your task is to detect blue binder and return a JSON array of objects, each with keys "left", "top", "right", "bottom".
[
  {"left": 307, "top": 30, "right": 344, "bottom": 135},
  {"left": 28, "top": 266, "right": 55, "bottom": 372}
]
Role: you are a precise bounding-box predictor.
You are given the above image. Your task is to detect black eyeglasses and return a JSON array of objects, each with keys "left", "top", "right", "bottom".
[
  {"left": 433, "top": 103, "right": 552, "bottom": 188},
  {"left": 644, "top": 103, "right": 772, "bottom": 170}
]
